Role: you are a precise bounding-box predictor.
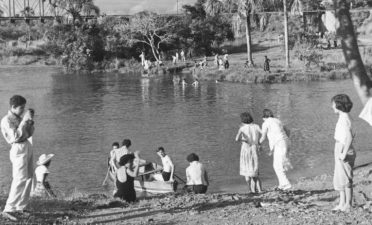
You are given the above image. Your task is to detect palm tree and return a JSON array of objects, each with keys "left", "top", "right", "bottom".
[{"left": 204, "top": 0, "right": 276, "bottom": 67}]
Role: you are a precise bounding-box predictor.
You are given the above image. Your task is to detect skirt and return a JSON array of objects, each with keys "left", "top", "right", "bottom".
[{"left": 240, "top": 144, "right": 259, "bottom": 177}]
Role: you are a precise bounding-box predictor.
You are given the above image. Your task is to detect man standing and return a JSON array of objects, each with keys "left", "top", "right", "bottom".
[{"left": 1, "top": 95, "right": 34, "bottom": 221}]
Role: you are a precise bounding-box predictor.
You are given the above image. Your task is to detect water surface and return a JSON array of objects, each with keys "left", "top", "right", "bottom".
[{"left": 1, "top": 66, "right": 372, "bottom": 194}]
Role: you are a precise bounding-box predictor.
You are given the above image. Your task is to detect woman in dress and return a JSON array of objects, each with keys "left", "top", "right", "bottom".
[
  {"left": 259, "top": 109, "right": 292, "bottom": 190},
  {"left": 114, "top": 154, "right": 139, "bottom": 203},
  {"left": 235, "top": 112, "right": 262, "bottom": 193},
  {"left": 32, "top": 154, "right": 56, "bottom": 198},
  {"left": 331, "top": 94, "right": 356, "bottom": 212}
]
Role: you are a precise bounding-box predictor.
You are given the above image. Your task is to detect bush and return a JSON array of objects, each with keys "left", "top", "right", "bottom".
[{"left": 293, "top": 42, "right": 323, "bottom": 68}]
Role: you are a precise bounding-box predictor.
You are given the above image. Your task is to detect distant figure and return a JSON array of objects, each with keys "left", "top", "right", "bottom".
[
  {"left": 156, "top": 147, "right": 174, "bottom": 182},
  {"left": 259, "top": 109, "right": 292, "bottom": 191},
  {"left": 175, "top": 52, "right": 179, "bottom": 63},
  {"left": 200, "top": 56, "right": 207, "bottom": 69},
  {"left": 218, "top": 58, "right": 224, "bottom": 71},
  {"left": 181, "top": 78, "right": 187, "bottom": 87},
  {"left": 331, "top": 94, "right": 356, "bottom": 212},
  {"left": 139, "top": 52, "right": 145, "bottom": 66},
  {"left": 172, "top": 55, "right": 177, "bottom": 65},
  {"left": 181, "top": 49, "right": 186, "bottom": 62},
  {"left": 144, "top": 60, "right": 151, "bottom": 72},
  {"left": 264, "top": 56, "right": 271, "bottom": 73},
  {"left": 192, "top": 79, "right": 199, "bottom": 87},
  {"left": 109, "top": 142, "right": 120, "bottom": 174},
  {"left": 32, "top": 154, "right": 56, "bottom": 198},
  {"left": 192, "top": 60, "right": 198, "bottom": 74},
  {"left": 185, "top": 153, "right": 209, "bottom": 194},
  {"left": 114, "top": 154, "right": 139, "bottom": 203},
  {"left": 235, "top": 112, "right": 262, "bottom": 193},
  {"left": 223, "top": 54, "right": 229, "bottom": 69},
  {"left": 214, "top": 54, "right": 219, "bottom": 67}
]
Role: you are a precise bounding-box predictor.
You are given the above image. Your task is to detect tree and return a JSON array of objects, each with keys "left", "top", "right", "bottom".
[
  {"left": 333, "top": 0, "right": 371, "bottom": 105},
  {"left": 204, "top": 0, "right": 276, "bottom": 66},
  {"left": 55, "top": 0, "right": 100, "bottom": 24},
  {"left": 128, "top": 11, "right": 175, "bottom": 62}
]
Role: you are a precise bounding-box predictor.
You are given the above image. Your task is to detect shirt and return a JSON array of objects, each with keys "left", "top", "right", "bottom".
[
  {"left": 238, "top": 124, "right": 261, "bottom": 145},
  {"left": 262, "top": 117, "right": 288, "bottom": 150},
  {"left": 35, "top": 165, "right": 49, "bottom": 182},
  {"left": 359, "top": 97, "right": 372, "bottom": 126},
  {"left": 161, "top": 155, "right": 173, "bottom": 173},
  {"left": 186, "top": 161, "right": 208, "bottom": 186},
  {"left": 111, "top": 146, "right": 130, "bottom": 166},
  {"left": 1, "top": 111, "right": 29, "bottom": 145}
]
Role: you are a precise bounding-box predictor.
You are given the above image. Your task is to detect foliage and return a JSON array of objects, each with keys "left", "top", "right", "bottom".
[{"left": 293, "top": 40, "right": 323, "bottom": 68}]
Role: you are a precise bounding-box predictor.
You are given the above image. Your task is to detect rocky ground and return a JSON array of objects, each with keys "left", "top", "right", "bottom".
[{"left": 1, "top": 162, "right": 372, "bottom": 225}]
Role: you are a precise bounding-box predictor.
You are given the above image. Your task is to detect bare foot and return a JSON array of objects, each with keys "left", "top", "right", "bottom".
[
  {"left": 1, "top": 212, "right": 18, "bottom": 222},
  {"left": 341, "top": 205, "right": 351, "bottom": 212},
  {"left": 332, "top": 205, "right": 343, "bottom": 211}
]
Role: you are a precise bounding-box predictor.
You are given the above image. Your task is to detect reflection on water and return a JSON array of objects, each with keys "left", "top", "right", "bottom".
[{"left": 1, "top": 67, "right": 372, "bottom": 194}]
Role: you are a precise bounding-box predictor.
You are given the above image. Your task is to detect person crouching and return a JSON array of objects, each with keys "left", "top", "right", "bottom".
[
  {"left": 185, "top": 153, "right": 209, "bottom": 194},
  {"left": 114, "top": 154, "right": 139, "bottom": 203}
]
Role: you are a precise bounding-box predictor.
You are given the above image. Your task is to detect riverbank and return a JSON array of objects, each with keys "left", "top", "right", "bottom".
[{"left": 2, "top": 162, "right": 372, "bottom": 224}]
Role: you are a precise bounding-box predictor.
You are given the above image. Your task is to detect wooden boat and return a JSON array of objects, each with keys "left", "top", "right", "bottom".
[
  {"left": 107, "top": 162, "right": 178, "bottom": 194},
  {"left": 135, "top": 162, "right": 178, "bottom": 194}
]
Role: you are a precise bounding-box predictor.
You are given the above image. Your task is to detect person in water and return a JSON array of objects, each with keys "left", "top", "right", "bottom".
[
  {"left": 235, "top": 112, "right": 262, "bottom": 193},
  {"left": 32, "top": 154, "right": 56, "bottom": 198},
  {"left": 114, "top": 154, "right": 139, "bottom": 203},
  {"left": 331, "top": 94, "right": 356, "bottom": 212},
  {"left": 156, "top": 147, "right": 174, "bottom": 182}
]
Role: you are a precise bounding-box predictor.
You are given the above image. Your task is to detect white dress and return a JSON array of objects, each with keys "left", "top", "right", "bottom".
[{"left": 238, "top": 124, "right": 261, "bottom": 177}]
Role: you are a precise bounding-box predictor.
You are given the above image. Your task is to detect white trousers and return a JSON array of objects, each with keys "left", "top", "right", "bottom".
[
  {"left": 4, "top": 141, "right": 33, "bottom": 212},
  {"left": 273, "top": 140, "right": 291, "bottom": 188}
]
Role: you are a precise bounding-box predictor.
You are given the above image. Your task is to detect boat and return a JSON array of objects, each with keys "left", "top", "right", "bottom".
[
  {"left": 107, "top": 161, "right": 178, "bottom": 194},
  {"left": 134, "top": 162, "right": 178, "bottom": 194}
]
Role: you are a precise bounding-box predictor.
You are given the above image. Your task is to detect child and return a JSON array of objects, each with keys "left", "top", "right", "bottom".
[
  {"left": 108, "top": 142, "right": 120, "bottom": 174},
  {"left": 259, "top": 109, "right": 292, "bottom": 190},
  {"left": 331, "top": 94, "right": 356, "bottom": 212},
  {"left": 156, "top": 147, "right": 174, "bottom": 182},
  {"left": 264, "top": 56, "right": 271, "bottom": 73},
  {"left": 32, "top": 154, "right": 56, "bottom": 198},
  {"left": 235, "top": 112, "right": 262, "bottom": 193}
]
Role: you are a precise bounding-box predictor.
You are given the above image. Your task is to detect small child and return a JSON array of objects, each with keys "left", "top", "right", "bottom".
[
  {"left": 32, "top": 154, "right": 56, "bottom": 198},
  {"left": 109, "top": 142, "right": 120, "bottom": 174},
  {"left": 235, "top": 112, "right": 262, "bottom": 193}
]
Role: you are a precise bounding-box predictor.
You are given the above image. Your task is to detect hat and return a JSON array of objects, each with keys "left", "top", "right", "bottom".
[
  {"left": 37, "top": 154, "right": 55, "bottom": 166},
  {"left": 119, "top": 154, "right": 135, "bottom": 166}
]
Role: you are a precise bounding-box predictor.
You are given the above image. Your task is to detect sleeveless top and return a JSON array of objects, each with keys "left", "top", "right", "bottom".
[{"left": 114, "top": 170, "right": 136, "bottom": 203}]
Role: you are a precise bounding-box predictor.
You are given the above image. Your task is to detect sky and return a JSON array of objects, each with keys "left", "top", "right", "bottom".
[{"left": 95, "top": 0, "right": 197, "bottom": 15}]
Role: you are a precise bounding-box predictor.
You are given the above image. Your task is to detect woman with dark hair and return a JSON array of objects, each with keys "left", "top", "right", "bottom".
[
  {"left": 331, "top": 94, "right": 356, "bottom": 212},
  {"left": 185, "top": 153, "right": 209, "bottom": 194},
  {"left": 114, "top": 154, "right": 139, "bottom": 203},
  {"left": 259, "top": 109, "right": 292, "bottom": 191},
  {"left": 235, "top": 112, "right": 262, "bottom": 193}
]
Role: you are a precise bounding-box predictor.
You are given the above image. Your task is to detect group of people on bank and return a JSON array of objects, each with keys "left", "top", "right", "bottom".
[
  {"left": 0, "top": 89, "right": 369, "bottom": 221},
  {"left": 104, "top": 140, "right": 209, "bottom": 202}
]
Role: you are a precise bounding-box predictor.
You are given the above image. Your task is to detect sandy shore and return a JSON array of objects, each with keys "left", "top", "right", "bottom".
[{"left": 1, "top": 162, "right": 372, "bottom": 224}]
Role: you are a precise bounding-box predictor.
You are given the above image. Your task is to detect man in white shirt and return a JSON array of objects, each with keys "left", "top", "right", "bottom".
[
  {"left": 1, "top": 95, "right": 34, "bottom": 221},
  {"left": 185, "top": 153, "right": 209, "bottom": 194},
  {"left": 156, "top": 147, "right": 174, "bottom": 182}
]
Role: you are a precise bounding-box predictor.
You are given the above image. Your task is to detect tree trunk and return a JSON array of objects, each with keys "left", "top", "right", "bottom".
[
  {"left": 334, "top": 0, "right": 371, "bottom": 104},
  {"left": 245, "top": 14, "right": 254, "bottom": 66},
  {"left": 283, "top": 0, "right": 290, "bottom": 68}
]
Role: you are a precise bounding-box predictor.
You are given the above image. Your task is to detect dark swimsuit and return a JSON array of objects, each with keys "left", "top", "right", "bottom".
[{"left": 114, "top": 171, "right": 136, "bottom": 203}]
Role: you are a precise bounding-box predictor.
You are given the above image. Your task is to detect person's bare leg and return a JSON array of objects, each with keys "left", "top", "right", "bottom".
[
  {"left": 342, "top": 187, "right": 353, "bottom": 212},
  {"left": 245, "top": 177, "right": 252, "bottom": 193},
  {"left": 333, "top": 191, "right": 345, "bottom": 211},
  {"left": 250, "top": 177, "right": 256, "bottom": 193},
  {"left": 255, "top": 177, "right": 262, "bottom": 193}
]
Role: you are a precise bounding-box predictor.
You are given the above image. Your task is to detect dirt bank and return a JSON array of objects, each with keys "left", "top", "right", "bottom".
[{"left": 1, "top": 162, "right": 372, "bottom": 224}]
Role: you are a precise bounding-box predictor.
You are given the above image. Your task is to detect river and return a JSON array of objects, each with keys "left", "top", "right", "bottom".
[{"left": 1, "top": 66, "right": 372, "bottom": 194}]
